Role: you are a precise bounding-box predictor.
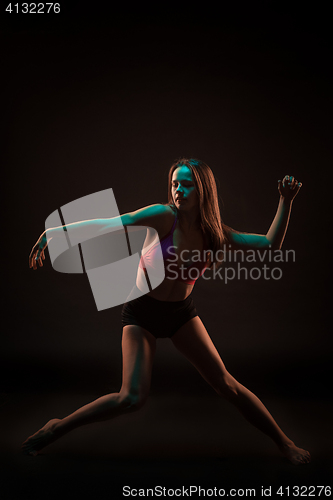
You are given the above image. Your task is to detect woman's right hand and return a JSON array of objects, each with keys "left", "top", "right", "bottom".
[{"left": 29, "top": 231, "right": 50, "bottom": 270}]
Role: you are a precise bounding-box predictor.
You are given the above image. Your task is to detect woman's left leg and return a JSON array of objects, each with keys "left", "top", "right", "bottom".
[{"left": 171, "top": 316, "right": 311, "bottom": 465}]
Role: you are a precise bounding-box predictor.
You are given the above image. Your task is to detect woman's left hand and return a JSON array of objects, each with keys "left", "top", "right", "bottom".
[{"left": 278, "top": 175, "right": 302, "bottom": 201}]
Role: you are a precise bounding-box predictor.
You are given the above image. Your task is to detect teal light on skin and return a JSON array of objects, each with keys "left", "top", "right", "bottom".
[{"left": 171, "top": 166, "right": 200, "bottom": 219}]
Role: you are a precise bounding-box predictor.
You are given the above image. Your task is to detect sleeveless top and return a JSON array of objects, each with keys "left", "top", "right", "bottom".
[{"left": 139, "top": 210, "right": 209, "bottom": 285}]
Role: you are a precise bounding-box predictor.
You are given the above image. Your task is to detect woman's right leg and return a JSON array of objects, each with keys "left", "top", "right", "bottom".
[{"left": 21, "top": 325, "right": 156, "bottom": 456}]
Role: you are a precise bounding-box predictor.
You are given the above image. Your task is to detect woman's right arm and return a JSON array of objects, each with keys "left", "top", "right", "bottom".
[{"left": 29, "top": 204, "right": 171, "bottom": 270}]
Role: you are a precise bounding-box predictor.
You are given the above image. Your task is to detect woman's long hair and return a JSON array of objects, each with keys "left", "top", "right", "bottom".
[{"left": 165, "top": 157, "right": 237, "bottom": 270}]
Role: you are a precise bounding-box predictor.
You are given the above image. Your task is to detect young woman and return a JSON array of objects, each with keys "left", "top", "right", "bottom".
[{"left": 23, "top": 158, "right": 310, "bottom": 465}]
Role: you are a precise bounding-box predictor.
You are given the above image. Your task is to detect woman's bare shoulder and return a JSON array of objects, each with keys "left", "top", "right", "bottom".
[{"left": 123, "top": 203, "right": 175, "bottom": 233}]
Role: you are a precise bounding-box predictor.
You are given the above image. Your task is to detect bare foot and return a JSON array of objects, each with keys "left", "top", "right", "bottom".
[
  {"left": 279, "top": 441, "right": 311, "bottom": 465},
  {"left": 21, "top": 419, "right": 61, "bottom": 456}
]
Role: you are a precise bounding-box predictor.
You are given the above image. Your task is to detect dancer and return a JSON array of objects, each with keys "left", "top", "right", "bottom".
[{"left": 23, "top": 158, "right": 310, "bottom": 465}]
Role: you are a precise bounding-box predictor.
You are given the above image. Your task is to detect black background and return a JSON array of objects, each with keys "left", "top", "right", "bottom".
[{"left": 1, "top": 2, "right": 332, "bottom": 499}]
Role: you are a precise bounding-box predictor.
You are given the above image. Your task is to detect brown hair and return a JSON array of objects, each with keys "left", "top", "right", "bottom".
[{"left": 165, "top": 157, "right": 237, "bottom": 270}]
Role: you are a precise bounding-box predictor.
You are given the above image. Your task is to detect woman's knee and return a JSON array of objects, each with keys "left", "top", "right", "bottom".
[
  {"left": 214, "top": 372, "right": 239, "bottom": 400},
  {"left": 118, "top": 390, "right": 148, "bottom": 412}
]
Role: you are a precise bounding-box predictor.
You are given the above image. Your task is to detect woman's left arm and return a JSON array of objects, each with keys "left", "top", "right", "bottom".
[{"left": 228, "top": 175, "right": 302, "bottom": 250}]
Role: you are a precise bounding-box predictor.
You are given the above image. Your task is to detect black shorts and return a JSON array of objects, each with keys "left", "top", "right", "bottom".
[{"left": 121, "top": 288, "right": 198, "bottom": 339}]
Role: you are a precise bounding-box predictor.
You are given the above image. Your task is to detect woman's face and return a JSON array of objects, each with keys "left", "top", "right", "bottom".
[{"left": 171, "top": 166, "right": 199, "bottom": 211}]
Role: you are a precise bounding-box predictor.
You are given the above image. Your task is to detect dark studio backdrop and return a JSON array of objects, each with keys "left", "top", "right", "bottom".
[{"left": 2, "top": 2, "right": 332, "bottom": 499}]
